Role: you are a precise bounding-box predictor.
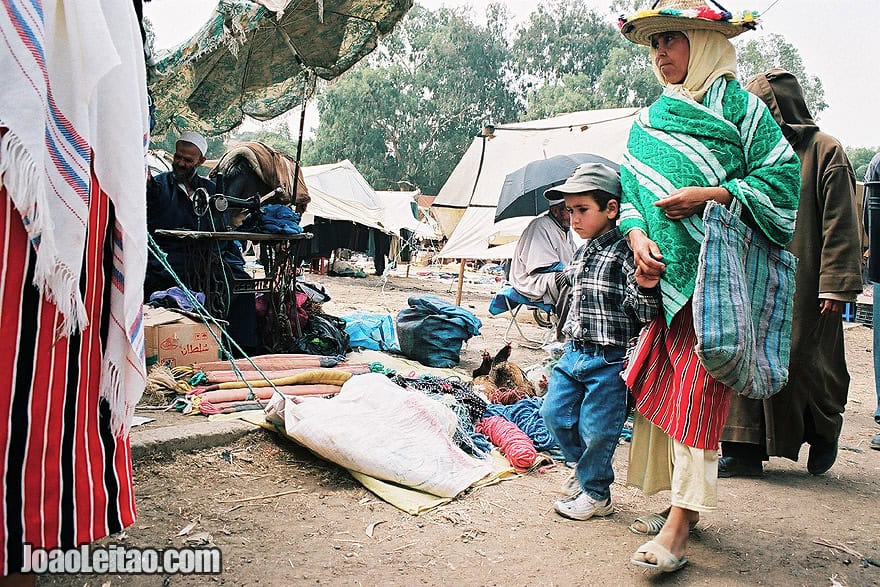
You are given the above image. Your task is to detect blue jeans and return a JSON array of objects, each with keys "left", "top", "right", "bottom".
[
  {"left": 874, "top": 284, "right": 880, "bottom": 423},
  {"left": 540, "top": 342, "right": 628, "bottom": 501}
]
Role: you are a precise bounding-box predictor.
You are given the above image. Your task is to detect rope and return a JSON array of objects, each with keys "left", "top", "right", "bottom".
[
  {"left": 389, "top": 374, "right": 487, "bottom": 424},
  {"left": 188, "top": 371, "right": 208, "bottom": 387},
  {"left": 484, "top": 397, "right": 556, "bottom": 451},
  {"left": 761, "top": 0, "right": 783, "bottom": 16},
  {"left": 475, "top": 416, "right": 537, "bottom": 472},
  {"left": 469, "top": 432, "right": 492, "bottom": 455},
  {"left": 492, "top": 111, "right": 639, "bottom": 133},
  {"left": 389, "top": 373, "right": 490, "bottom": 458},
  {"left": 369, "top": 361, "right": 396, "bottom": 375},
  {"left": 147, "top": 234, "right": 287, "bottom": 411},
  {"left": 486, "top": 385, "right": 533, "bottom": 406},
  {"left": 145, "top": 364, "right": 191, "bottom": 396}
]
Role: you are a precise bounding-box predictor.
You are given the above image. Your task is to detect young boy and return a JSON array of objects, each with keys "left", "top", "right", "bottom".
[{"left": 540, "top": 162, "right": 661, "bottom": 520}]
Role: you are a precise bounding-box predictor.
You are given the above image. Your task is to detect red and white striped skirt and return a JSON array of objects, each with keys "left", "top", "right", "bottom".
[
  {"left": 0, "top": 179, "right": 136, "bottom": 575},
  {"left": 625, "top": 302, "right": 732, "bottom": 450}
]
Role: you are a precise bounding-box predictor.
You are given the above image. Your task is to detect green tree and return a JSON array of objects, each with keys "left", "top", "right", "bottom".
[
  {"left": 524, "top": 73, "right": 600, "bottom": 119},
  {"left": 232, "top": 121, "right": 301, "bottom": 158},
  {"left": 608, "top": 0, "right": 641, "bottom": 12},
  {"left": 512, "top": 0, "right": 629, "bottom": 118},
  {"left": 512, "top": 0, "right": 624, "bottom": 86},
  {"left": 848, "top": 147, "right": 880, "bottom": 180},
  {"left": 302, "top": 5, "right": 520, "bottom": 194},
  {"left": 302, "top": 67, "right": 401, "bottom": 187},
  {"left": 735, "top": 34, "right": 827, "bottom": 116},
  {"left": 595, "top": 45, "right": 661, "bottom": 108},
  {"left": 522, "top": 49, "right": 658, "bottom": 118}
]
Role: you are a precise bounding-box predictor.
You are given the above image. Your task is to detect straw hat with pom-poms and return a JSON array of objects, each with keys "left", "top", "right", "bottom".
[{"left": 618, "top": 0, "right": 759, "bottom": 46}]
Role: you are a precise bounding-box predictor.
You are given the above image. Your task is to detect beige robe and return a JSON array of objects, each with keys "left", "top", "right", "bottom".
[
  {"left": 509, "top": 213, "right": 574, "bottom": 304},
  {"left": 722, "top": 70, "right": 864, "bottom": 460}
]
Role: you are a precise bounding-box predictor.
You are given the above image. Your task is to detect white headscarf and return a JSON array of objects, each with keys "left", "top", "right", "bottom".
[{"left": 650, "top": 29, "right": 737, "bottom": 103}]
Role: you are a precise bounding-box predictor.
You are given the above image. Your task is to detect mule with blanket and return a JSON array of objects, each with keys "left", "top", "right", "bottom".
[{"left": 211, "top": 141, "right": 311, "bottom": 223}]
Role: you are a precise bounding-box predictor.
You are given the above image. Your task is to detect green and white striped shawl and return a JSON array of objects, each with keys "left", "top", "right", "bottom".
[{"left": 620, "top": 77, "right": 800, "bottom": 325}]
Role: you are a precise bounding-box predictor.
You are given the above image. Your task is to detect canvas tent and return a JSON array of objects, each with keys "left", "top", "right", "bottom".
[
  {"left": 300, "top": 160, "right": 386, "bottom": 231},
  {"left": 432, "top": 108, "right": 640, "bottom": 260},
  {"left": 301, "top": 160, "right": 438, "bottom": 239},
  {"left": 375, "top": 190, "right": 438, "bottom": 239}
]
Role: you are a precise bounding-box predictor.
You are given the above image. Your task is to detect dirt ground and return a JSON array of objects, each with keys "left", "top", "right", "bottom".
[{"left": 46, "top": 270, "right": 880, "bottom": 586}]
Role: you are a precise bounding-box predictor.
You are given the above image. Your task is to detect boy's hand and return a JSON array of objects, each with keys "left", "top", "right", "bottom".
[
  {"left": 627, "top": 229, "right": 665, "bottom": 278},
  {"left": 635, "top": 266, "right": 660, "bottom": 289}
]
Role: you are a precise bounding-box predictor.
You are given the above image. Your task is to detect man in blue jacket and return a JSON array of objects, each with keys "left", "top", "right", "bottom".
[{"left": 146, "top": 132, "right": 257, "bottom": 353}]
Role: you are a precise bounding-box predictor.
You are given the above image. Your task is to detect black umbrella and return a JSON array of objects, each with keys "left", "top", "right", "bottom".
[{"left": 494, "top": 153, "right": 619, "bottom": 223}]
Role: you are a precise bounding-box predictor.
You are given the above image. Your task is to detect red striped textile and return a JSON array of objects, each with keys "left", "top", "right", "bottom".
[
  {"left": 625, "top": 302, "right": 732, "bottom": 450},
  {"left": 0, "top": 178, "right": 136, "bottom": 575}
]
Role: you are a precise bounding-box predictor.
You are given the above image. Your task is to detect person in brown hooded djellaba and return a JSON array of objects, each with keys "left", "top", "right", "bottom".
[{"left": 719, "top": 69, "right": 864, "bottom": 477}]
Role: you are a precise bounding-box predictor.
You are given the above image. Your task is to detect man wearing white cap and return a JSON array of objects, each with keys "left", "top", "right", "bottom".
[
  {"left": 146, "top": 131, "right": 217, "bottom": 296},
  {"left": 171, "top": 131, "right": 210, "bottom": 193},
  {"left": 145, "top": 132, "right": 258, "bottom": 352},
  {"left": 509, "top": 196, "right": 576, "bottom": 337},
  {"left": 147, "top": 131, "right": 211, "bottom": 198}
]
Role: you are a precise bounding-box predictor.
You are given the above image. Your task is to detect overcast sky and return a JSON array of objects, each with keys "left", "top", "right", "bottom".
[{"left": 144, "top": 0, "right": 880, "bottom": 149}]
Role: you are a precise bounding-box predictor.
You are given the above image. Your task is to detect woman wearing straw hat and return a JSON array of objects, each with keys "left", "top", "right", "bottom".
[{"left": 616, "top": 0, "right": 801, "bottom": 572}]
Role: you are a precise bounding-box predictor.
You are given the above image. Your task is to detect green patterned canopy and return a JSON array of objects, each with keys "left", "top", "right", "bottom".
[{"left": 148, "top": 0, "right": 412, "bottom": 137}]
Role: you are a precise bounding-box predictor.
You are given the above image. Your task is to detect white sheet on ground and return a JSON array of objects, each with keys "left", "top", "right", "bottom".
[{"left": 265, "top": 373, "right": 493, "bottom": 497}]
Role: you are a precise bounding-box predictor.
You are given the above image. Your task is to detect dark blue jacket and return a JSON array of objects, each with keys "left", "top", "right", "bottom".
[{"left": 146, "top": 171, "right": 246, "bottom": 292}]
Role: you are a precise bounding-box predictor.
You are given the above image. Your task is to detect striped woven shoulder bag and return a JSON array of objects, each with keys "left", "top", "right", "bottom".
[{"left": 692, "top": 199, "right": 798, "bottom": 400}]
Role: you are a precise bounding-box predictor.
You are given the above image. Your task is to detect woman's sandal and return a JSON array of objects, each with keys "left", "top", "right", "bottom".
[
  {"left": 628, "top": 512, "right": 699, "bottom": 536},
  {"left": 628, "top": 512, "right": 667, "bottom": 535},
  {"left": 630, "top": 539, "right": 688, "bottom": 573}
]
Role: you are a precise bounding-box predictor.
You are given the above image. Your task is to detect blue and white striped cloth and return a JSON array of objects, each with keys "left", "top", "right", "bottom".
[{"left": 693, "top": 200, "right": 797, "bottom": 399}]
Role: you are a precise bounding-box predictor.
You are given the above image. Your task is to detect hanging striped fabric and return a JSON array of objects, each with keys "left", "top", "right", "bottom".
[{"left": 0, "top": 182, "right": 136, "bottom": 575}]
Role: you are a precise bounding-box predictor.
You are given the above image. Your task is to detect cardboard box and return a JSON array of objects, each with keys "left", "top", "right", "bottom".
[{"left": 144, "top": 306, "right": 223, "bottom": 367}]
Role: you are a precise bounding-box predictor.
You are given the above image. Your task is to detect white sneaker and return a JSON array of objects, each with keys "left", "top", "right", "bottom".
[
  {"left": 553, "top": 492, "right": 613, "bottom": 520},
  {"left": 560, "top": 471, "right": 581, "bottom": 497}
]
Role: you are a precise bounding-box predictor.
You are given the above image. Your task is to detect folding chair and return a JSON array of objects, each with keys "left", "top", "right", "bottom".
[{"left": 488, "top": 285, "right": 557, "bottom": 349}]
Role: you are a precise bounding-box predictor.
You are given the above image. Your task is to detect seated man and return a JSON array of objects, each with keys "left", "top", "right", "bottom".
[
  {"left": 509, "top": 196, "right": 576, "bottom": 337},
  {"left": 145, "top": 131, "right": 257, "bottom": 353}
]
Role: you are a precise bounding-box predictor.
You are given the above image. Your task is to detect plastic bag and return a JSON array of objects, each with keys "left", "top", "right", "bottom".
[{"left": 342, "top": 311, "right": 399, "bottom": 352}]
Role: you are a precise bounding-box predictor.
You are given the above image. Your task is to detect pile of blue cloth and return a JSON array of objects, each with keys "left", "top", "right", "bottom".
[
  {"left": 259, "top": 204, "right": 303, "bottom": 235},
  {"left": 396, "top": 295, "right": 482, "bottom": 368},
  {"left": 148, "top": 286, "right": 205, "bottom": 312}
]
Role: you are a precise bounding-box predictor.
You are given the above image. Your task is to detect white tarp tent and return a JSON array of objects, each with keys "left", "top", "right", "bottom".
[
  {"left": 432, "top": 108, "right": 640, "bottom": 260},
  {"left": 300, "top": 160, "right": 386, "bottom": 231},
  {"left": 375, "top": 190, "right": 437, "bottom": 239},
  {"left": 301, "top": 161, "right": 436, "bottom": 238}
]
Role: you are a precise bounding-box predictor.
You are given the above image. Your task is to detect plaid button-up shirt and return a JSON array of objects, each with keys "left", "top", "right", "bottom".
[{"left": 562, "top": 227, "right": 661, "bottom": 348}]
